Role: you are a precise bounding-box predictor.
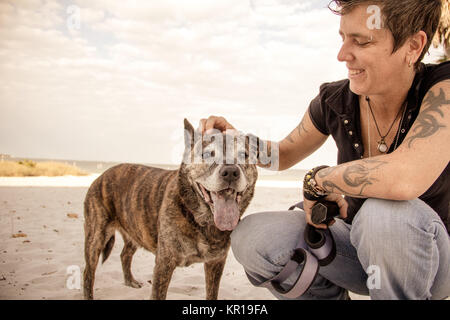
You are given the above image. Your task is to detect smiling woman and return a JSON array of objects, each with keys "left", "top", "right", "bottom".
[{"left": 204, "top": 0, "right": 450, "bottom": 300}]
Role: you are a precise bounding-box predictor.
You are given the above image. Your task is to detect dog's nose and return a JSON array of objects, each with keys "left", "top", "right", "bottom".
[{"left": 219, "top": 165, "right": 240, "bottom": 183}]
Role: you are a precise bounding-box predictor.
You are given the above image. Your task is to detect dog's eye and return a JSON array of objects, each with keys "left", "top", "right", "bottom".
[
  {"left": 238, "top": 151, "right": 248, "bottom": 159},
  {"left": 203, "top": 151, "right": 215, "bottom": 160}
]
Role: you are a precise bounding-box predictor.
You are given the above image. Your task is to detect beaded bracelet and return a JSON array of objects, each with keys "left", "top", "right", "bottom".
[{"left": 303, "top": 165, "right": 330, "bottom": 201}]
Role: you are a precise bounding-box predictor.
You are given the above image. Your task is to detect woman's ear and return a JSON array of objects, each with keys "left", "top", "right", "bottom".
[{"left": 406, "top": 30, "right": 427, "bottom": 66}]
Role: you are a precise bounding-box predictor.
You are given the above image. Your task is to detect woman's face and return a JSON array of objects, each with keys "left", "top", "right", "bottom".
[{"left": 337, "top": 4, "right": 409, "bottom": 96}]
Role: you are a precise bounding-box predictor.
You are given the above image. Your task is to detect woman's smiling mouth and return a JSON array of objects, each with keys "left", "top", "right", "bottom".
[{"left": 348, "top": 68, "right": 365, "bottom": 78}]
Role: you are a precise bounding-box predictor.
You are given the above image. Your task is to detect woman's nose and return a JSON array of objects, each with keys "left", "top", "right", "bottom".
[{"left": 337, "top": 42, "right": 353, "bottom": 62}]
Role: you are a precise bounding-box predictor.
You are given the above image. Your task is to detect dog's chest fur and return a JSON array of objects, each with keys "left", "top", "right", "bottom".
[
  {"left": 172, "top": 229, "right": 230, "bottom": 267},
  {"left": 158, "top": 188, "right": 231, "bottom": 266},
  {"left": 101, "top": 164, "right": 231, "bottom": 266}
]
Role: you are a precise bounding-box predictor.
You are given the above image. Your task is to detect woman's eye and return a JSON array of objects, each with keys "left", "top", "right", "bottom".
[{"left": 354, "top": 39, "right": 371, "bottom": 47}]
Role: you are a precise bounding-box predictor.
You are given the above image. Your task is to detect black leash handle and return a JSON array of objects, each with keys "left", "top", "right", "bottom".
[{"left": 310, "top": 200, "right": 340, "bottom": 225}]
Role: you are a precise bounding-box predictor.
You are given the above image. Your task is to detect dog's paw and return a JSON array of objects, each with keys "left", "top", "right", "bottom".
[{"left": 125, "top": 279, "right": 143, "bottom": 289}]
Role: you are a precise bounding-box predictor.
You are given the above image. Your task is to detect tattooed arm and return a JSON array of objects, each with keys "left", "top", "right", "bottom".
[
  {"left": 278, "top": 111, "right": 329, "bottom": 170},
  {"left": 314, "top": 81, "right": 450, "bottom": 200},
  {"left": 245, "top": 110, "right": 328, "bottom": 171}
]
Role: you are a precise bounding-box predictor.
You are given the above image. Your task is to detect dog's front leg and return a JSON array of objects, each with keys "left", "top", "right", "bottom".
[
  {"left": 151, "top": 251, "right": 177, "bottom": 300},
  {"left": 204, "top": 257, "right": 227, "bottom": 300}
]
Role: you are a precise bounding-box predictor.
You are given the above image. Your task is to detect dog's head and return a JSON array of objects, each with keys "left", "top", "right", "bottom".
[{"left": 179, "top": 119, "right": 258, "bottom": 232}]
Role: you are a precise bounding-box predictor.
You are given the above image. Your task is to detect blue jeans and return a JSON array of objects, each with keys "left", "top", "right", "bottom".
[{"left": 231, "top": 198, "right": 450, "bottom": 300}]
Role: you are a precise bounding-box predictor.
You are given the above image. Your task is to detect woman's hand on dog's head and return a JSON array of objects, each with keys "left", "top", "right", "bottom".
[{"left": 199, "top": 116, "right": 235, "bottom": 134}]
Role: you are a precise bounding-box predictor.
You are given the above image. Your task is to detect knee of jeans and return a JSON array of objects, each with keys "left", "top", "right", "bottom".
[
  {"left": 350, "top": 198, "right": 436, "bottom": 248},
  {"left": 231, "top": 212, "right": 301, "bottom": 269},
  {"left": 231, "top": 214, "right": 266, "bottom": 268},
  {"left": 231, "top": 215, "right": 253, "bottom": 263}
]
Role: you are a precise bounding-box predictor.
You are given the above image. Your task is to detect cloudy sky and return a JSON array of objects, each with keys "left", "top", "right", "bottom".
[{"left": 0, "top": 0, "right": 444, "bottom": 169}]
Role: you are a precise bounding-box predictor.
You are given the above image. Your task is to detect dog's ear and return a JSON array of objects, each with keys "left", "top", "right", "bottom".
[
  {"left": 184, "top": 118, "right": 194, "bottom": 133},
  {"left": 183, "top": 118, "right": 195, "bottom": 148},
  {"left": 183, "top": 119, "right": 195, "bottom": 164}
]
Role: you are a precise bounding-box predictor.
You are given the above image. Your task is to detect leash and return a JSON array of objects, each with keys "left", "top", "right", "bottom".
[{"left": 245, "top": 201, "right": 337, "bottom": 298}]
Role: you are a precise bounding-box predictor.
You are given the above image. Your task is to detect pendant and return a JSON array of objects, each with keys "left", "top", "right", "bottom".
[{"left": 377, "top": 139, "right": 388, "bottom": 153}]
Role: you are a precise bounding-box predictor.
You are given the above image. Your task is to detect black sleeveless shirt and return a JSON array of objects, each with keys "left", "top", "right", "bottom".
[{"left": 308, "top": 61, "right": 450, "bottom": 233}]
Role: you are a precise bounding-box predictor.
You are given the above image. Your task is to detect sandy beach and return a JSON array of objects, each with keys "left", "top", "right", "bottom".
[{"left": 0, "top": 175, "right": 367, "bottom": 300}]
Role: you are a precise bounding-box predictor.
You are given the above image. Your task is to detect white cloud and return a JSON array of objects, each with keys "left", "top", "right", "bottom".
[
  {"left": 0, "top": 0, "right": 346, "bottom": 166},
  {"left": 1, "top": 0, "right": 442, "bottom": 168},
  {"left": 0, "top": 0, "right": 64, "bottom": 29}
]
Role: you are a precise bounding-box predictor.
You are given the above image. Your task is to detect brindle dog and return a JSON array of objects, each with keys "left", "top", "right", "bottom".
[{"left": 83, "top": 119, "right": 258, "bottom": 299}]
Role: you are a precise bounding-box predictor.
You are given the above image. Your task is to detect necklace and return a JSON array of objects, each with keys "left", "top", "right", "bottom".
[
  {"left": 365, "top": 96, "right": 405, "bottom": 153},
  {"left": 367, "top": 102, "right": 371, "bottom": 157}
]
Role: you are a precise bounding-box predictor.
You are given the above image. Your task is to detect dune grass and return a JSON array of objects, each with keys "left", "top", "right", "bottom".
[{"left": 0, "top": 160, "right": 88, "bottom": 177}]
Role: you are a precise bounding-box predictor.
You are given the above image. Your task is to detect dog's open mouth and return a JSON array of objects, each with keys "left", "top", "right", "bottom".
[{"left": 197, "top": 183, "right": 242, "bottom": 231}]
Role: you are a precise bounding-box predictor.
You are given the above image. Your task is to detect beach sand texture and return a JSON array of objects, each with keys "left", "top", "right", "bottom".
[{"left": 0, "top": 176, "right": 368, "bottom": 300}]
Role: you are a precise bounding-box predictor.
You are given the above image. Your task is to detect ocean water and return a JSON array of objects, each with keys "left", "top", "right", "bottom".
[{"left": 2, "top": 156, "right": 306, "bottom": 181}]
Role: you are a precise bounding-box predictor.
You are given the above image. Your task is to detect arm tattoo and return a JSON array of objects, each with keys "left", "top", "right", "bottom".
[
  {"left": 286, "top": 133, "right": 295, "bottom": 143},
  {"left": 286, "top": 116, "right": 309, "bottom": 144},
  {"left": 406, "top": 88, "right": 449, "bottom": 148},
  {"left": 297, "top": 117, "right": 309, "bottom": 138},
  {"left": 319, "top": 159, "right": 387, "bottom": 197},
  {"left": 321, "top": 180, "right": 353, "bottom": 196},
  {"left": 316, "top": 166, "right": 339, "bottom": 178}
]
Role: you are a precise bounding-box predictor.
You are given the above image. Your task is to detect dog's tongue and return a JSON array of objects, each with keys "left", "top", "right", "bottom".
[{"left": 210, "top": 189, "right": 240, "bottom": 231}]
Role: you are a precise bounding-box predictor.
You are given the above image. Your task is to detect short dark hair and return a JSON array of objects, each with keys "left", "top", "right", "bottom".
[{"left": 328, "top": 0, "right": 443, "bottom": 68}]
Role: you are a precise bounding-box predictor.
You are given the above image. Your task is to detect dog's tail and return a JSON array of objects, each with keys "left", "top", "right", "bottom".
[{"left": 102, "top": 235, "right": 115, "bottom": 264}]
